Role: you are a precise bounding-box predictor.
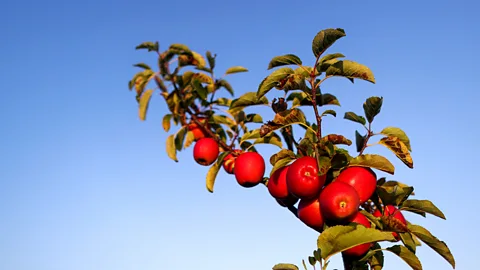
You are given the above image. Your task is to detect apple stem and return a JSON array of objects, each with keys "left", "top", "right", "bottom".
[{"left": 358, "top": 122, "right": 373, "bottom": 156}]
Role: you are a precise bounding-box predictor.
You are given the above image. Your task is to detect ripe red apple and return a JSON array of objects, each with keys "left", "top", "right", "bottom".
[
  {"left": 234, "top": 152, "right": 265, "bottom": 188},
  {"left": 319, "top": 181, "right": 360, "bottom": 223},
  {"left": 222, "top": 150, "right": 243, "bottom": 174},
  {"left": 286, "top": 156, "right": 326, "bottom": 199},
  {"left": 335, "top": 166, "right": 377, "bottom": 204},
  {"left": 342, "top": 212, "right": 373, "bottom": 257},
  {"left": 193, "top": 138, "right": 219, "bottom": 166},
  {"left": 268, "top": 165, "right": 291, "bottom": 200},
  {"left": 373, "top": 205, "right": 407, "bottom": 241},
  {"left": 297, "top": 197, "right": 324, "bottom": 232}
]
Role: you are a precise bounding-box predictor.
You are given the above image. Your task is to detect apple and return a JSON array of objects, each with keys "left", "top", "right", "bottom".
[
  {"left": 222, "top": 150, "right": 243, "bottom": 174},
  {"left": 319, "top": 181, "right": 360, "bottom": 223},
  {"left": 297, "top": 197, "right": 324, "bottom": 232},
  {"left": 342, "top": 212, "right": 373, "bottom": 257},
  {"left": 188, "top": 117, "right": 209, "bottom": 140},
  {"left": 335, "top": 166, "right": 377, "bottom": 204},
  {"left": 234, "top": 152, "right": 265, "bottom": 188},
  {"left": 193, "top": 138, "right": 219, "bottom": 166},
  {"left": 373, "top": 205, "right": 407, "bottom": 241},
  {"left": 286, "top": 156, "right": 326, "bottom": 199},
  {"left": 267, "top": 165, "right": 292, "bottom": 200}
]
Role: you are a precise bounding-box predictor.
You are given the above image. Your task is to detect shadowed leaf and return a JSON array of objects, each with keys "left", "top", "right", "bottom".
[
  {"left": 230, "top": 92, "right": 269, "bottom": 110},
  {"left": 257, "top": 67, "right": 295, "bottom": 99},
  {"left": 355, "top": 130, "right": 366, "bottom": 152},
  {"left": 312, "top": 28, "right": 346, "bottom": 58},
  {"left": 322, "top": 109, "right": 336, "bottom": 117},
  {"left": 363, "top": 96, "right": 383, "bottom": 123},
  {"left": 260, "top": 108, "right": 307, "bottom": 137},
  {"left": 135, "top": 41, "right": 159, "bottom": 52},
  {"left": 268, "top": 54, "right": 303, "bottom": 69},
  {"left": 344, "top": 112, "right": 366, "bottom": 125}
]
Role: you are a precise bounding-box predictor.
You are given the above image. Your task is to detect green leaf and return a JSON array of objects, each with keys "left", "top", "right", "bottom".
[
  {"left": 317, "top": 224, "right": 395, "bottom": 261},
  {"left": 206, "top": 152, "right": 228, "bottom": 193},
  {"left": 318, "top": 53, "right": 346, "bottom": 65},
  {"left": 312, "top": 28, "right": 346, "bottom": 58},
  {"left": 245, "top": 113, "right": 263, "bottom": 123},
  {"left": 138, "top": 89, "right": 154, "bottom": 121},
  {"left": 162, "top": 114, "right": 172, "bottom": 132},
  {"left": 385, "top": 245, "right": 422, "bottom": 270},
  {"left": 379, "top": 136, "right": 414, "bottom": 169},
  {"left": 376, "top": 184, "right": 414, "bottom": 206},
  {"left": 355, "top": 130, "right": 367, "bottom": 152},
  {"left": 192, "top": 79, "right": 208, "bottom": 100},
  {"left": 135, "top": 41, "right": 159, "bottom": 52},
  {"left": 344, "top": 112, "right": 366, "bottom": 126},
  {"left": 313, "top": 249, "right": 321, "bottom": 261},
  {"left": 287, "top": 92, "right": 340, "bottom": 108},
  {"left": 133, "top": 63, "right": 151, "bottom": 70},
  {"left": 268, "top": 54, "right": 303, "bottom": 69},
  {"left": 321, "top": 134, "right": 352, "bottom": 146},
  {"left": 349, "top": 154, "right": 395, "bottom": 175},
  {"left": 272, "top": 263, "right": 299, "bottom": 270},
  {"left": 259, "top": 108, "right": 307, "bottom": 137},
  {"left": 409, "top": 224, "right": 455, "bottom": 268},
  {"left": 253, "top": 133, "right": 283, "bottom": 148},
  {"left": 174, "top": 127, "right": 187, "bottom": 151},
  {"left": 166, "top": 134, "right": 178, "bottom": 162},
  {"left": 322, "top": 109, "right": 336, "bottom": 117},
  {"left": 302, "top": 260, "right": 307, "bottom": 270},
  {"left": 206, "top": 51, "right": 215, "bottom": 69},
  {"left": 230, "top": 92, "right": 269, "bottom": 110},
  {"left": 269, "top": 149, "right": 296, "bottom": 175},
  {"left": 257, "top": 67, "right": 295, "bottom": 99},
  {"left": 363, "top": 96, "right": 383, "bottom": 123},
  {"left": 325, "top": 60, "right": 376, "bottom": 83},
  {"left": 380, "top": 127, "right": 412, "bottom": 152},
  {"left": 401, "top": 199, "right": 446, "bottom": 220},
  {"left": 217, "top": 79, "right": 234, "bottom": 96},
  {"left": 308, "top": 256, "right": 316, "bottom": 266},
  {"left": 399, "top": 232, "right": 417, "bottom": 253},
  {"left": 360, "top": 210, "right": 383, "bottom": 229},
  {"left": 225, "top": 66, "right": 248, "bottom": 74},
  {"left": 169, "top": 43, "right": 192, "bottom": 54}
]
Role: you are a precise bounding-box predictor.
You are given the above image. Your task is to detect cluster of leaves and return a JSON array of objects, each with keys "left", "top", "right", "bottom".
[{"left": 128, "top": 28, "right": 454, "bottom": 270}]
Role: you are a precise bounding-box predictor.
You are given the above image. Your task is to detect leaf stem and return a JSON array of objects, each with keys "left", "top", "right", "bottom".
[{"left": 358, "top": 122, "right": 373, "bottom": 156}]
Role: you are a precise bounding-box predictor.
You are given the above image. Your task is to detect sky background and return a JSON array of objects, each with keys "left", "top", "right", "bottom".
[{"left": 0, "top": 1, "right": 478, "bottom": 270}]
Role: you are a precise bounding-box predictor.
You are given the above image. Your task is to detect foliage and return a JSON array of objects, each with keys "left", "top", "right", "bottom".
[{"left": 128, "top": 28, "right": 454, "bottom": 270}]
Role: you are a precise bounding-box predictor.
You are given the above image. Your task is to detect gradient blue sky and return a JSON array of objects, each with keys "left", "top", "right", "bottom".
[{"left": 1, "top": 1, "right": 478, "bottom": 270}]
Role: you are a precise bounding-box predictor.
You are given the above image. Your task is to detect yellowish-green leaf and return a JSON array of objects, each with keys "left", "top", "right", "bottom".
[
  {"left": 408, "top": 224, "right": 455, "bottom": 269},
  {"left": 349, "top": 154, "right": 395, "bottom": 175},
  {"left": 319, "top": 53, "right": 345, "bottom": 65},
  {"left": 267, "top": 54, "right": 303, "bottom": 70},
  {"left": 257, "top": 67, "right": 294, "bottom": 99},
  {"left": 230, "top": 92, "right": 269, "bottom": 110},
  {"left": 184, "top": 131, "right": 196, "bottom": 148},
  {"left": 166, "top": 134, "right": 178, "bottom": 162},
  {"left": 385, "top": 245, "right": 422, "bottom": 270},
  {"left": 206, "top": 152, "right": 229, "bottom": 193},
  {"left": 312, "top": 28, "right": 346, "bottom": 58},
  {"left": 380, "top": 127, "right": 412, "bottom": 152},
  {"left": 138, "top": 89, "right": 154, "bottom": 121},
  {"left": 379, "top": 136, "right": 414, "bottom": 169},
  {"left": 401, "top": 199, "right": 446, "bottom": 220},
  {"left": 272, "top": 263, "right": 299, "bottom": 270},
  {"left": 225, "top": 66, "right": 248, "bottom": 74},
  {"left": 325, "top": 60, "right": 375, "bottom": 83},
  {"left": 162, "top": 114, "right": 172, "bottom": 132},
  {"left": 344, "top": 112, "right": 366, "bottom": 126},
  {"left": 259, "top": 108, "right": 307, "bottom": 137}
]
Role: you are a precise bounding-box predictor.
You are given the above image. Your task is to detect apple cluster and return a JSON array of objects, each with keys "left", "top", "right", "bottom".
[{"left": 191, "top": 126, "right": 407, "bottom": 259}]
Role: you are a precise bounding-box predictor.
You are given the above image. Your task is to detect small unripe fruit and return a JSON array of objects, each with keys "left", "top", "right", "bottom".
[
  {"left": 319, "top": 181, "right": 360, "bottom": 223},
  {"left": 335, "top": 166, "right": 377, "bottom": 204},
  {"left": 234, "top": 152, "right": 265, "bottom": 188},
  {"left": 193, "top": 138, "right": 219, "bottom": 166}
]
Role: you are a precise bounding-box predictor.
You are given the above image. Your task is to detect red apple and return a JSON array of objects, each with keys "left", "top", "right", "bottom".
[
  {"left": 188, "top": 117, "right": 209, "bottom": 141},
  {"left": 286, "top": 156, "right": 326, "bottom": 199},
  {"left": 297, "top": 197, "right": 324, "bottom": 232},
  {"left": 342, "top": 212, "right": 373, "bottom": 257},
  {"left": 373, "top": 205, "right": 407, "bottom": 241},
  {"left": 335, "top": 166, "right": 377, "bottom": 204},
  {"left": 193, "top": 138, "right": 219, "bottom": 166},
  {"left": 319, "top": 181, "right": 360, "bottom": 223},
  {"left": 234, "top": 152, "right": 265, "bottom": 188},
  {"left": 268, "top": 166, "right": 291, "bottom": 200},
  {"left": 222, "top": 150, "right": 242, "bottom": 174}
]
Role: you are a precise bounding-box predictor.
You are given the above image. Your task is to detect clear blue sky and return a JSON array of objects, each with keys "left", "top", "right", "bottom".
[{"left": 1, "top": 1, "right": 478, "bottom": 270}]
